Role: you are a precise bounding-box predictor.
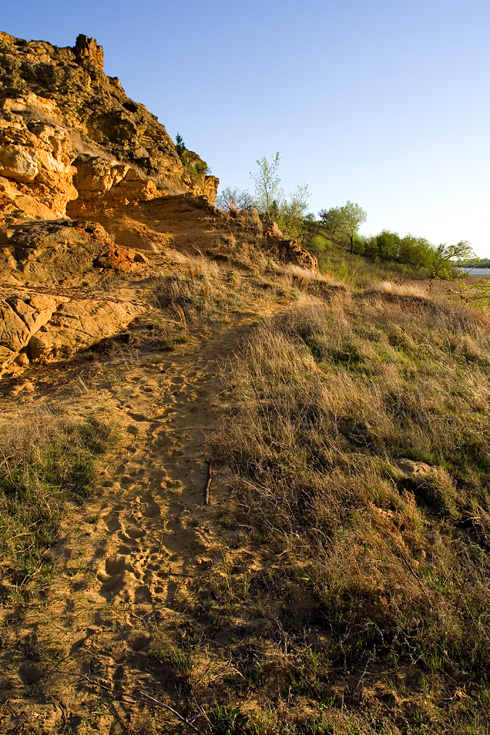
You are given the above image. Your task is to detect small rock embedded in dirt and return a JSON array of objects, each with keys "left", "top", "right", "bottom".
[
  {"left": 393, "top": 458, "right": 432, "bottom": 476},
  {"left": 9, "top": 379, "right": 34, "bottom": 396}
]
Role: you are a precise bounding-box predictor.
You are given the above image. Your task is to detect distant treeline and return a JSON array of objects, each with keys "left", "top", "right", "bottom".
[
  {"left": 456, "top": 257, "right": 490, "bottom": 269},
  {"left": 308, "top": 228, "right": 472, "bottom": 279},
  {"left": 214, "top": 160, "right": 474, "bottom": 278}
]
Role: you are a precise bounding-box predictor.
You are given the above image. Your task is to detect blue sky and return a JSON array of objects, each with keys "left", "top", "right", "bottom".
[{"left": 2, "top": 0, "right": 490, "bottom": 254}]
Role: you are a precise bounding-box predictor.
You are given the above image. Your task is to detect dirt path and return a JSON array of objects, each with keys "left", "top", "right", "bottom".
[{"left": 0, "top": 311, "right": 271, "bottom": 733}]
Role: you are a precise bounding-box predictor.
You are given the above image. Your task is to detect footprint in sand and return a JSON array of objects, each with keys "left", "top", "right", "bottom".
[
  {"left": 160, "top": 408, "right": 178, "bottom": 420},
  {"left": 134, "top": 585, "right": 152, "bottom": 604},
  {"left": 98, "top": 551, "right": 144, "bottom": 598},
  {"left": 170, "top": 448, "right": 185, "bottom": 457},
  {"left": 104, "top": 555, "right": 126, "bottom": 575},
  {"left": 142, "top": 494, "right": 161, "bottom": 518},
  {"left": 152, "top": 434, "right": 172, "bottom": 449},
  {"left": 128, "top": 412, "right": 148, "bottom": 422},
  {"left": 103, "top": 511, "right": 121, "bottom": 533},
  {"left": 120, "top": 474, "right": 141, "bottom": 489},
  {"left": 120, "top": 525, "right": 146, "bottom": 542},
  {"left": 98, "top": 561, "right": 125, "bottom": 593}
]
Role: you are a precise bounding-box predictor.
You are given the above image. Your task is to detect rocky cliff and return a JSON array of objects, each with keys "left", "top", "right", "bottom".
[
  {"left": 0, "top": 31, "right": 317, "bottom": 379},
  {"left": 0, "top": 32, "right": 218, "bottom": 222}
]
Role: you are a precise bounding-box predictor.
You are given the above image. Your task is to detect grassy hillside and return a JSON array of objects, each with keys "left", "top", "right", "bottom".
[
  {"left": 206, "top": 282, "right": 490, "bottom": 733},
  {"left": 1, "top": 246, "right": 490, "bottom": 734}
]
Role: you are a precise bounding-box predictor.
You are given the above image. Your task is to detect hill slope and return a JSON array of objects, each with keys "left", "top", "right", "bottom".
[
  {"left": 0, "top": 31, "right": 315, "bottom": 379},
  {"left": 1, "top": 31, "right": 490, "bottom": 735}
]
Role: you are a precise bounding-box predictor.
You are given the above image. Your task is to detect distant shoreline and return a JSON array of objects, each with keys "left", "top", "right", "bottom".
[{"left": 458, "top": 268, "right": 490, "bottom": 278}]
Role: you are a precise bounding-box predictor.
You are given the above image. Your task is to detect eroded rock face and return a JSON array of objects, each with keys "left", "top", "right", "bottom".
[
  {"left": 0, "top": 31, "right": 317, "bottom": 381},
  {"left": 263, "top": 220, "right": 318, "bottom": 269},
  {"left": 0, "top": 105, "right": 78, "bottom": 217},
  {"left": 0, "top": 31, "right": 218, "bottom": 222},
  {"left": 0, "top": 288, "right": 145, "bottom": 376},
  {"left": 0, "top": 32, "right": 221, "bottom": 380},
  {"left": 0, "top": 292, "right": 60, "bottom": 366},
  {"left": 0, "top": 219, "right": 147, "bottom": 286},
  {"left": 67, "top": 156, "right": 161, "bottom": 218},
  {"left": 0, "top": 218, "right": 148, "bottom": 374},
  {"left": 90, "top": 194, "right": 317, "bottom": 268}
]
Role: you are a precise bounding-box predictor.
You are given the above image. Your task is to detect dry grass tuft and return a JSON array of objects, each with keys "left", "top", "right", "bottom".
[{"left": 368, "top": 279, "right": 429, "bottom": 298}]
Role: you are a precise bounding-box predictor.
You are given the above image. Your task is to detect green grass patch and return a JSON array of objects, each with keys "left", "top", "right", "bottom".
[{"left": 0, "top": 415, "right": 111, "bottom": 574}]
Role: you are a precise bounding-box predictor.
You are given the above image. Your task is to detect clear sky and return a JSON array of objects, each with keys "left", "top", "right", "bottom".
[{"left": 2, "top": 0, "right": 490, "bottom": 254}]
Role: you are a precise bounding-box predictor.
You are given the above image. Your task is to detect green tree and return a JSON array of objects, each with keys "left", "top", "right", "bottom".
[
  {"left": 175, "top": 132, "right": 185, "bottom": 157},
  {"left": 318, "top": 206, "right": 344, "bottom": 234},
  {"left": 249, "top": 153, "right": 310, "bottom": 236},
  {"left": 250, "top": 152, "right": 281, "bottom": 220},
  {"left": 319, "top": 201, "right": 367, "bottom": 254},
  {"left": 398, "top": 234, "right": 434, "bottom": 269},
  {"left": 439, "top": 240, "right": 474, "bottom": 262},
  {"left": 360, "top": 231, "right": 473, "bottom": 278},
  {"left": 451, "top": 277, "right": 490, "bottom": 306},
  {"left": 431, "top": 241, "right": 475, "bottom": 278},
  {"left": 270, "top": 184, "right": 310, "bottom": 237},
  {"left": 375, "top": 230, "right": 402, "bottom": 260}
]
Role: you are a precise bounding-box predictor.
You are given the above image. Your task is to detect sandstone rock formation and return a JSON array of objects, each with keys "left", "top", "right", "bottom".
[
  {"left": 0, "top": 31, "right": 316, "bottom": 378},
  {"left": 0, "top": 31, "right": 216, "bottom": 375},
  {"left": 0, "top": 219, "right": 148, "bottom": 374},
  {"left": 0, "top": 219, "right": 147, "bottom": 286},
  {"left": 263, "top": 220, "right": 318, "bottom": 270},
  {"left": 0, "top": 288, "right": 145, "bottom": 377},
  {"left": 0, "top": 31, "right": 218, "bottom": 223},
  {"left": 88, "top": 193, "right": 318, "bottom": 269}
]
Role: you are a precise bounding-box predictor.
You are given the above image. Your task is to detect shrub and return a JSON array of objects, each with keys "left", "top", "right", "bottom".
[{"left": 308, "top": 235, "right": 329, "bottom": 252}]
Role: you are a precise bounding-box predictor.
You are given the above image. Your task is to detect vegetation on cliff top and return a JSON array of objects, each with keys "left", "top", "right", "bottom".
[{"left": 217, "top": 151, "right": 473, "bottom": 281}]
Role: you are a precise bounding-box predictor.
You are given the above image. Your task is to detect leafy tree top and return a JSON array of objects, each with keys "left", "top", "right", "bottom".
[
  {"left": 250, "top": 152, "right": 281, "bottom": 220},
  {"left": 319, "top": 201, "right": 367, "bottom": 253}
]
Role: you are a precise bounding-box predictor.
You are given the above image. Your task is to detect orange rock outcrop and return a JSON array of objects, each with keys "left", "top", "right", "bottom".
[{"left": 0, "top": 32, "right": 218, "bottom": 223}]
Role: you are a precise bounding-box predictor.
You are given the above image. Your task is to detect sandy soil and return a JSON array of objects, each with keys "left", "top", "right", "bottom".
[{"left": 0, "top": 303, "right": 284, "bottom": 734}]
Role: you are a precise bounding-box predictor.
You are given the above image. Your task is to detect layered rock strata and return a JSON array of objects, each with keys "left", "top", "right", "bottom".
[
  {"left": 0, "top": 219, "right": 147, "bottom": 374},
  {"left": 0, "top": 31, "right": 218, "bottom": 222},
  {"left": 0, "top": 290, "right": 145, "bottom": 376}
]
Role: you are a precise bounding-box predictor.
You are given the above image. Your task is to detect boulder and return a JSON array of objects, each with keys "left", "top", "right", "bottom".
[
  {"left": 0, "top": 291, "right": 63, "bottom": 372},
  {"left": 0, "top": 217, "right": 149, "bottom": 375},
  {"left": 0, "top": 219, "right": 147, "bottom": 286},
  {"left": 393, "top": 458, "right": 433, "bottom": 478},
  {"left": 262, "top": 220, "right": 318, "bottom": 269}
]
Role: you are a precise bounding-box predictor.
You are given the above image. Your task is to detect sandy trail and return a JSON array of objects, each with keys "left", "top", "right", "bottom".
[
  {"left": 0, "top": 311, "right": 270, "bottom": 729},
  {"left": 74, "top": 319, "right": 250, "bottom": 611}
]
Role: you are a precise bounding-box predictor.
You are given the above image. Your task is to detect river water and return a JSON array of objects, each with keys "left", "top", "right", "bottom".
[{"left": 459, "top": 268, "right": 490, "bottom": 278}]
